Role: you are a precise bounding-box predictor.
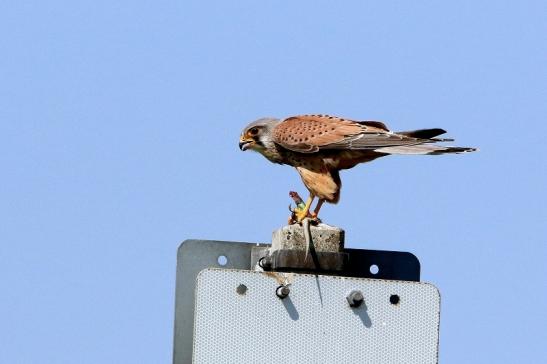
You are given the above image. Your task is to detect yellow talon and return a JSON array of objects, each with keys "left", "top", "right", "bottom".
[{"left": 295, "top": 210, "right": 308, "bottom": 223}]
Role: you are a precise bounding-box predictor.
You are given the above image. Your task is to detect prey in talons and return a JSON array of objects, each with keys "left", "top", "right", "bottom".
[{"left": 288, "top": 191, "right": 323, "bottom": 225}]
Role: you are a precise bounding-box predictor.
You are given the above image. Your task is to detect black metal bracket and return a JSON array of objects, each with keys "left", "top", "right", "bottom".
[{"left": 254, "top": 245, "right": 420, "bottom": 281}]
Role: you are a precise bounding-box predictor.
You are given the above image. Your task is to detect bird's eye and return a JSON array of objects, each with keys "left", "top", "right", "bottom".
[{"left": 249, "top": 127, "right": 259, "bottom": 135}]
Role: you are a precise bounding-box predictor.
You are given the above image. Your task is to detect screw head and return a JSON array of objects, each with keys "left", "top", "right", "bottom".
[
  {"left": 236, "top": 284, "right": 247, "bottom": 295},
  {"left": 390, "top": 294, "right": 400, "bottom": 305},
  {"left": 346, "top": 290, "right": 364, "bottom": 307},
  {"left": 276, "top": 285, "right": 290, "bottom": 299},
  {"left": 258, "top": 256, "right": 272, "bottom": 270}
]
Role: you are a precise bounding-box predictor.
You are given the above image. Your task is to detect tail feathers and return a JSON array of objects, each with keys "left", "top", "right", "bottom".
[
  {"left": 375, "top": 145, "right": 477, "bottom": 155},
  {"left": 427, "top": 146, "right": 478, "bottom": 155},
  {"left": 399, "top": 128, "right": 451, "bottom": 140}
]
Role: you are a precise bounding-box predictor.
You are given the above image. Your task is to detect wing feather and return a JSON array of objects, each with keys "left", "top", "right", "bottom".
[{"left": 272, "top": 115, "right": 424, "bottom": 153}]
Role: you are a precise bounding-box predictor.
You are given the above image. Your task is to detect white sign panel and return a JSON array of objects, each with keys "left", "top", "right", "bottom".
[{"left": 193, "top": 268, "right": 440, "bottom": 364}]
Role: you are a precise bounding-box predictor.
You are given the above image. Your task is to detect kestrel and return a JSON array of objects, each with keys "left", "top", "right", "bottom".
[{"left": 239, "top": 114, "right": 476, "bottom": 223}]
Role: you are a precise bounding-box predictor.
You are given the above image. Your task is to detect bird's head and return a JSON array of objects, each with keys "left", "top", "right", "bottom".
[{"left": 239, "top": 117, "right": 280, "bottom": 152}]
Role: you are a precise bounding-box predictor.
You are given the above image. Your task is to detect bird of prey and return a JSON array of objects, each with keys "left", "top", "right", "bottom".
[{"left": 239, "top": 114, "right": 476, "bottom": 223}]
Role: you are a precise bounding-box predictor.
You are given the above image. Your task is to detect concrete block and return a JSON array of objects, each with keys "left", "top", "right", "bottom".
[{"left": 271, "top": 223, "right": 344, "bottom": 253}]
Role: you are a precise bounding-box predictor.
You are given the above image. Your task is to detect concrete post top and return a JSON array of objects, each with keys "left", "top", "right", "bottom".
[{"left": 271, "top": 223, "right": 345, "bottom": 253}]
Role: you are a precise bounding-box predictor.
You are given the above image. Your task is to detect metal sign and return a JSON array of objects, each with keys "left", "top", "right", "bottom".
[
  {"left": 173, "top": 239, "right": 437, "bottom": 364},
  {"left": 193, "top": 269, "right": 440, "bottom": 364}
]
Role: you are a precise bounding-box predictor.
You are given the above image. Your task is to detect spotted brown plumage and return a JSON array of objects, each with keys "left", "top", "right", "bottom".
[{"left": 239, "top": 114, "right": 476, "bottom": 223}]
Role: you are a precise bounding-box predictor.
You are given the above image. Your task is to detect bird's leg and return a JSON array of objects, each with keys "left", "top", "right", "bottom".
[
  {"left": 311, "top": 199, "right": 325, "bottom": 220},
  {"left": 295, "top": 195, "right": 314, "bottom": 223}
]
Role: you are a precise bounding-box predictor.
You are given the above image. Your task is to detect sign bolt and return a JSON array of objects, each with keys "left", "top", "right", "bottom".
[
  {"left": 346, "top": 290, "right": 364, "bottom": 307},
  {"left": 276, "top": 285, "right": 290, "bottom": 299}
]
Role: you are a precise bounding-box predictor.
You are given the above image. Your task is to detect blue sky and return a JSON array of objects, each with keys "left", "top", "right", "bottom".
[{"left": 1, "top": 1, "right": 545, "bottom": 363}]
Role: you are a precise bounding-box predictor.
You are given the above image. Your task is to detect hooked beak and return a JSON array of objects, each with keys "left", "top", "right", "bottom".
[{"left": 239, "top": 138, "right": 253, "bottom": 151}]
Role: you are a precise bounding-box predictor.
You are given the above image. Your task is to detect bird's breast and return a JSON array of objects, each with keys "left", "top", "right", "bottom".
[{"left": 258, "top": 145, "right": 285, "bottom": 164}]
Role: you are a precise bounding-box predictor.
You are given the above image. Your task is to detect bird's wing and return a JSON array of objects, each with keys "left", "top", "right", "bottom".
[{"left": 271, "top": 115, "right": 424, "bottom": 153}]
